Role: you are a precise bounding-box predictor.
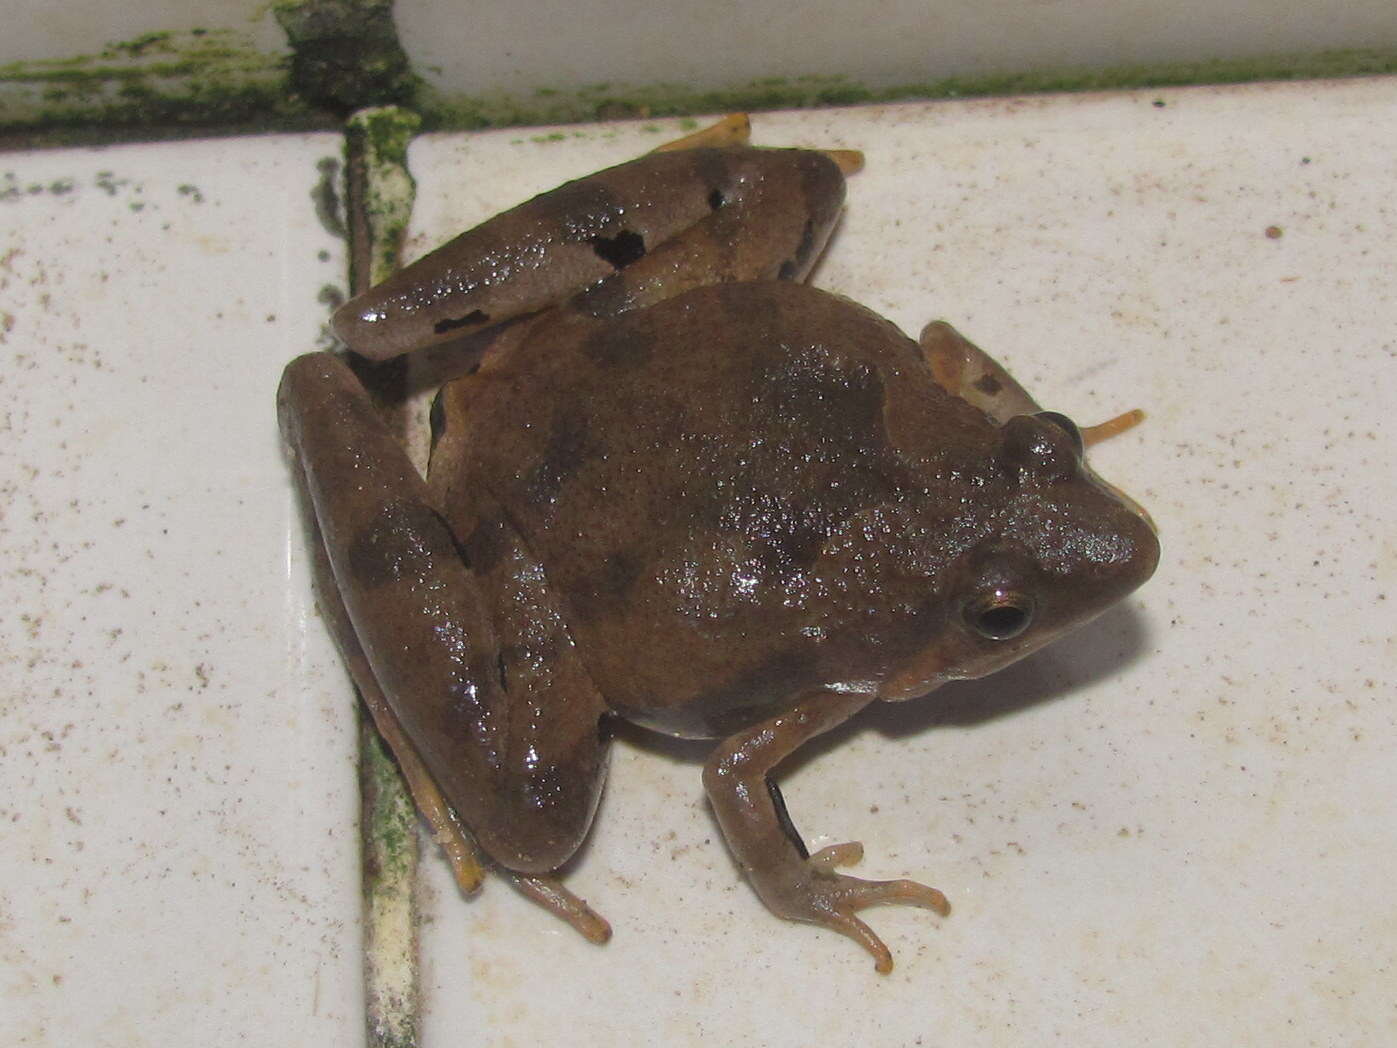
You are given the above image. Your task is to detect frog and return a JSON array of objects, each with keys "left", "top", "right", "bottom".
[{"left": 277, "top": 115, "right": 1159, "bottom": 973}]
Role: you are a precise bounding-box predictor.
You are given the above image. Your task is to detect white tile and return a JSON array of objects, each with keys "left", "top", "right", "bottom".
[
  {"left": 0, "top": 3, "right": 283, "bottom": 64},
  {"left": 6, "top": 75, "right": 1395, "bottom": 1047},
  {"left": 0, "top": 135, "right": 361, "bottom": 1045},
  {"left": 401, "top": 79, "right": 1396, "bottom": 1045},
  {"left": 396, "top": 0, "right": 1397, "bottom": 98}
]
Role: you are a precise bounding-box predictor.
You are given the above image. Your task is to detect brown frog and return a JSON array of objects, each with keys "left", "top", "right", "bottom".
[{"left": 278, "top": 116, "right": 1159, "bottom": 972}]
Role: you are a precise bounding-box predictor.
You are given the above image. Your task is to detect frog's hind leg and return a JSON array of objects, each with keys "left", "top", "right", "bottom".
[
  {"left": 293, "top": 474, "right": 489, "bottom": 899},
  {"left": 566, "top": 144, "right": 852, "bottom": 321},
  {"left": 335, "top": 127, "right": 858, "bottom": 360},
  {"left": 280, "top": 352, "right": 613, "bottom": 941}
]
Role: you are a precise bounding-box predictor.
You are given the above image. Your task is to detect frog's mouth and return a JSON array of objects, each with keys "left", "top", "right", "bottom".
[{"left": 876, "top": 628, "right": 1060, "bottom": 701}]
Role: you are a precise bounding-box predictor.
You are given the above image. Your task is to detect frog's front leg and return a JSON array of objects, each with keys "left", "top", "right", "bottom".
[
  {"left": 279, "top": 352, "right": 612, "bottom": 935},
  {"left": 704, "top": 691, "right": 950, "bottom": 973}
]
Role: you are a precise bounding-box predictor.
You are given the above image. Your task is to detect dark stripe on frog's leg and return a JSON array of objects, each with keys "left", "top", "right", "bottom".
[
  {"left": 589, "top": 228, "right": 647, "bottom": 269},
  {"left": 767, "top": 778, "right": 810, "bottom": 860},
  {"left": 572, "top": 148, "right": 847, "bottom": 320},
  {"left": 434, "top": 308, "right": 489, "bottom": 336},
  {"left": 335, "top": 149, "right": 731, "bottom": 360},
  {"left": 457, "top": 511, "right": 509, "bottom": 576},
  {"left": 342, "top": 498, "right": 466, "bottom": 587},
  {"left": 777, "top": 218, "right": 818, "bottom": 281}
]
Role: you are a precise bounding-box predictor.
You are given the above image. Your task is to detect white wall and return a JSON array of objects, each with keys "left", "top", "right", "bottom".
[{"left": 3, "top": 0, "right": 1397, "bottom": 130}]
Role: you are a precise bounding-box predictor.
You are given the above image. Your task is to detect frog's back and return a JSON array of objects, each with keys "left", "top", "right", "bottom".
[{"left": 459, "top": 281, "right": 994, "bottom": 734}]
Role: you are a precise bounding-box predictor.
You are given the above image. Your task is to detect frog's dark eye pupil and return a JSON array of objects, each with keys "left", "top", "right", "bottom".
[{"left": 965, "top": 594, "right": 1034, "bottom": 640}]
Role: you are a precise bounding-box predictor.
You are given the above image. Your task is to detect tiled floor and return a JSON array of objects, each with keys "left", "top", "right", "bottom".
[
  {"left": 1, "top": 136, "right": 360, "bottom": 1043},
  {"left": 3, "top": 77, "right": 1394, "bottom": 1045}
]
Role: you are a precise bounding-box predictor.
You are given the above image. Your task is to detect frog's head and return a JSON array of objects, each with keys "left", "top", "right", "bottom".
[{"left": 880, "top": 411, "right": 1159, "bottom": 700}]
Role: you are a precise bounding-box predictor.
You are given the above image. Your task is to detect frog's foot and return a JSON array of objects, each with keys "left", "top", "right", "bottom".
[
  {"left": 652, "top": 113, "right": 752, "bottom": 151},
  {"left": 919, "top": 319, "right": 1042, "bottom": 422},
  {"left": 1080, "top": 409, "right": 1145, "bottom": 447},
  {"left": 759, "top": 841, "right": 950, "bottom": 974},
  {"left": 652, "top": 112, "right": 864, "bottom": 174},
  {"left": 920, "top": 319, "right": 1146, "bottom": 446},
  {"left": 505, "top": 870, "right": 613, "bottom": 944}
]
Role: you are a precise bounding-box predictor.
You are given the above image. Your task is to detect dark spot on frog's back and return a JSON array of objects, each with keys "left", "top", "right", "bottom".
[
  {"left": 461, "top": 514, "right": 507, "bottom": 575},
  {"left": 525, "top": 407, "right": 603, "bottom": 504},
  {"left": 580, "top": 321, "right": 656, "bottom": 369},
  {"left": 600, "top": 550, "right": 641, "bottom": 598},
  {"left": 764, "top": 346, "right": 891, "bottom": 458},
  {"left": 757, "top": 526, "right": 826, "bottom": 577},
  {"left": 566, "top": 548, "right": 647, "bottom": 628}
]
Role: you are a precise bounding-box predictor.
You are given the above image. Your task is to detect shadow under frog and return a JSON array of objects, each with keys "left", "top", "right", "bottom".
[
  {"left": 278, "top": 117, "right": 1160, "bottom": 972},
  {"left": 625, "top": 598, "right": 1155, "bottom": 773}
]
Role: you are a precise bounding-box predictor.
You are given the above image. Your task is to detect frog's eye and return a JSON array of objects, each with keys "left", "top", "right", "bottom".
[
  {"left": 963, "top": 589, "right": 1035, "bottom": 641},
  {"left": 1034, "top": 411, "right": 1084, "bottom": 456},
  {"left": 998, "top": 415, "right": 1078, "bottom": 480}
]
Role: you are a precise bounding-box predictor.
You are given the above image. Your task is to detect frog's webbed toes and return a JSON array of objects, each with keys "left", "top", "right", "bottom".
[{"left": 762, "top": 848, "right": 950, "bottom": 973}]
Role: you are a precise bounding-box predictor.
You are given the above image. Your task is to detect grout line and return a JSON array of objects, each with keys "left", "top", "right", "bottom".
[{"left": 342, "top": 105, "right": 425, "bottom": 1048}]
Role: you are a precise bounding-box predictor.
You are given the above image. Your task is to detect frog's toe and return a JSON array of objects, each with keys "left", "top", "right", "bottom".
[
  {"left": 840, "top": 874, "right": 952, "bottom": 918},
  {"left": 767, "top": 859, "right": 950, "bottom": 973},
  {"left": 825, "top": 908, "right": 895, "bottom": 974},
  {"left": 652, "top": 113, "right": 752, "bottom": 152},
  {"left": 506, "top": 871, "right": 613, "bottom": 944},
  {"left": 808, "top": 840, "right": 865, "bottom": 871},
  {"left": 808, "top": 841, "right": 952, "bottom": 915}
]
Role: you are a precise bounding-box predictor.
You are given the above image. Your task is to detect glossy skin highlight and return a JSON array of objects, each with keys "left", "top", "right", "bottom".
[{"left": 278, "top": 131, "right": 1159, "bottom": 971}]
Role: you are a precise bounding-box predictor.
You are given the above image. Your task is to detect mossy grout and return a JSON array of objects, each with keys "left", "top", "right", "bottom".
[{"left": 3, "top": 24, "right": 1396, "bottom": 151}]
